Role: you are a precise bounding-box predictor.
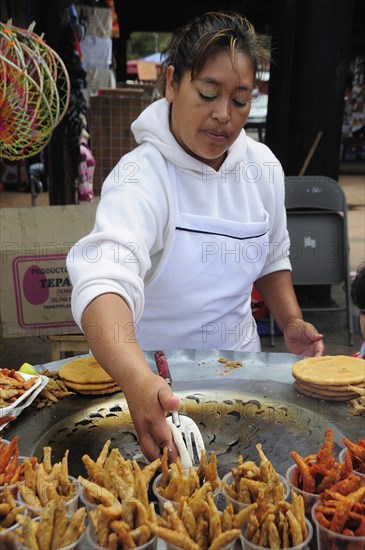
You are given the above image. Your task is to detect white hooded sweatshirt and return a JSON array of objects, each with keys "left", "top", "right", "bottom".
[{"left": 67, "top": 98, "right": 291, "bottom": 351}]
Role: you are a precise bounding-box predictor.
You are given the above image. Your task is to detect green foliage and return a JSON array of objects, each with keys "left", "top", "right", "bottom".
[{"left": 127, "top": 31, "right": 172, "bottom": 60}]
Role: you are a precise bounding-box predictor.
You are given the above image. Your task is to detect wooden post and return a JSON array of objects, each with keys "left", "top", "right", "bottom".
[{"left": 37, "top": 0, "right": 77, "bottom": 205}]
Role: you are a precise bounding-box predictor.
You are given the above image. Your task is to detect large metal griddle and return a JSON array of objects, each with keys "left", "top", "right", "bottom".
[{"left": 5, "top": 350, "right": 362, "bottom": 479}]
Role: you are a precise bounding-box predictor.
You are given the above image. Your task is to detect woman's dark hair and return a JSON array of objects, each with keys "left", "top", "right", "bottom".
[
  {"left": 351, "top": 263, "right": 365, "bottom": 310},
  {"left": 157, "top": 11, "right": 270, "bottom": 97}
]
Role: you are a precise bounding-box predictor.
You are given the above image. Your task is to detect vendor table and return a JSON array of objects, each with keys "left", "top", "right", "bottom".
[{"left": 4, "top": 350, "right": 362, "bottom": 550}]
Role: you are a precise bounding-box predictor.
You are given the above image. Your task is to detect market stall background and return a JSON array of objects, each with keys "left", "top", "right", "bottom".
[{"left": 0, "top": 0, "right": 364, "bottom": 204}]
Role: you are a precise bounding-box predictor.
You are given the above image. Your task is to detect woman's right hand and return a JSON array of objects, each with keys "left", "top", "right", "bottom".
[
  {"left": 123, "top": 370, "right": 181, "bottom": 462},
  {"left": 81, "top": 294, "right": 181, "bottom": 462}
]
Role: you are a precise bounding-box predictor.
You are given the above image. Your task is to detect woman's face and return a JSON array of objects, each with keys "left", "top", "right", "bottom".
[{"left": 166, "top": 50, "right": 255, "bottom": 171}]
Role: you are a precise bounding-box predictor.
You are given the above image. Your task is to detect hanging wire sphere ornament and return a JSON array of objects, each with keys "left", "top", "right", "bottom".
[{"left": 0, "top": 20, "right": 71, "bottom": 160}]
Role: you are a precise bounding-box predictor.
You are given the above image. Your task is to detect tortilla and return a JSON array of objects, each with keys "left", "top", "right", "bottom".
[
  {"left": 76, "top": 386, "right": 122, "bottom": 395},
  {"left": 294, "top": 380, "right": 359, "bottom": 398},
  {"left": 59, "top": 356, "right": 114, "bottom": 384},
  {"left": 293, "top": 382, "right": 354, "bottom": 402},
  {"left": 292, "top": 355, "right": 365, "bottom": 386},
  {"left": 292, "top": 379, "right": 365, "bottom": 392},
  {"left": 62, "top": 380, "right": 119, "bottom": 391}
]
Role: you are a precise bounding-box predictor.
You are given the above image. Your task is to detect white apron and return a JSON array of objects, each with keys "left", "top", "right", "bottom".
[{"left": 137, "top": 162, "right": 269, "bottom": 351}]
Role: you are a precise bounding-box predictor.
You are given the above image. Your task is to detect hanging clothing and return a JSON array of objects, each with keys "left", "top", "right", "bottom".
[
  {"left": 76, "top": 2, "right": 115, "bottom": 100},
  {"left": 78, "top": 136, "right": 95, "bottom": 203},
  {"left": 62, "top": 19, "right": 88, "bottom": 166}
]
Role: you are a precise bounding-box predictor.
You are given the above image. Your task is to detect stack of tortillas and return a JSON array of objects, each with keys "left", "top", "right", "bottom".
[
  {"left": 292, "top": 355, "right": 365, "bottom": 401},
  {"left": 58, "top": 356, "right": 121, "bottom": 395}
]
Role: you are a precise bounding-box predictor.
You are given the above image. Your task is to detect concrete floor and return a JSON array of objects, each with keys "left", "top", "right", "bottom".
[{"left": 0, "top": 173, "right": 364, "bottom": 367}]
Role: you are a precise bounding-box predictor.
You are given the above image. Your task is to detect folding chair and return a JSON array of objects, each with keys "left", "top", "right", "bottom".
[{"left": 269, "top": 175, "right": 354, "bottom": 346}]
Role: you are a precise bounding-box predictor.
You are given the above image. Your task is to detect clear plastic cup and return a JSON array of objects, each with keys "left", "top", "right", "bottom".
[
  {"left": 162, "top": 508, "right": 243, "bottom": 549},
  {"left": 17, "top": 475, "right": 79, "bottom": 517},
  {"left": 0, "top": 438, "right": 30, "bottom": 457},
  {"left": 167, "top": 539, "right": 240, "bottom": 550},
  {"left": 285, "top": 464, "right": 319, "bottom": 515},
  {"left": 152, "top": 470, "right": 221, "bottom": 514},
  {"left": 17, "top": 539, "right": 84, "bottom": 550},
  {"left": 14, "top": 516, "right": 85, "bottom": 550},
  {"left": 0, "top": 520, "right": 19, "bottom": 539},
  {"left": 221, "top": 471, "right": 290, "bottom": 513},
  {"left": 311, "top": 500, "right": 365, "bottom": 550},
  {"left": 241, "top": 517, "right": 313, "bottom": 550},
  {"left": 0, "top": 500, "right": 27, "bottom": 537},
  {"left": 84, "top": 523, "right": 157, "bottom": 550},
  {"left": 338, "top": 447, "right": 365, "bottom": 482},
  {"left": 78, "top": 482, "right": 98, "bottom": 517},
  {"left": 0, "top": 456, "right": 33, "bottom": 496}
]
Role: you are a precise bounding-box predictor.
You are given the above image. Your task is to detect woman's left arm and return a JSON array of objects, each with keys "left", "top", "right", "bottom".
[{"left": 255, "top": 270, "right": 325, "bottom": 357}]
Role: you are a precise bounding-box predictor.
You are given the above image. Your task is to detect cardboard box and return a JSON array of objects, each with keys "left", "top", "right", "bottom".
[{"left": 1, "top": 204, "right": 97, "bottom": 338}]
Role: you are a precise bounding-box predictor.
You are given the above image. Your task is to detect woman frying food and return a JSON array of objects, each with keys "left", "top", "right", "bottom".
[{"left": 67, "top": 11, "right": 325, "bottom": 462}]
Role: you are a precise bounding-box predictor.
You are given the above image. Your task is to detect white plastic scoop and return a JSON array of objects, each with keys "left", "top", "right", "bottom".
[{"left": 154, "top": 350, "right": 205, "bottom": 465}]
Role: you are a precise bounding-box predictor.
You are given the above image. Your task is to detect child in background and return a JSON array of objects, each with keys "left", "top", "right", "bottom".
[{"left": 351, "top": 264, "right": 365, "bottom": 358}]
